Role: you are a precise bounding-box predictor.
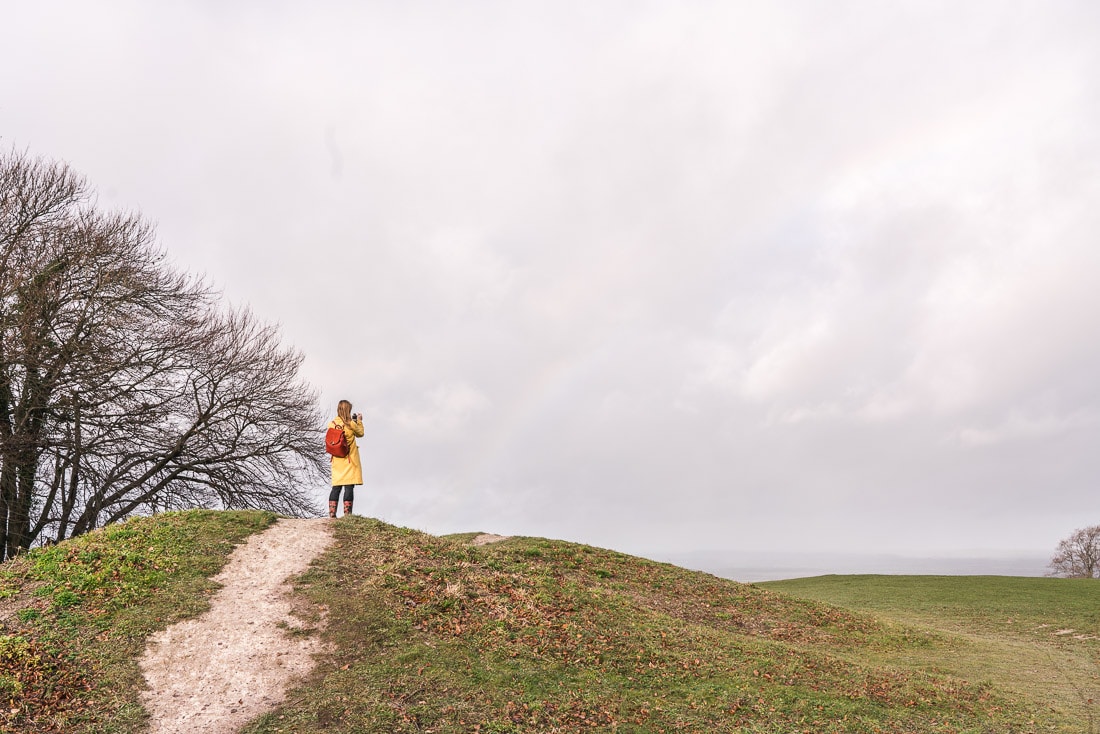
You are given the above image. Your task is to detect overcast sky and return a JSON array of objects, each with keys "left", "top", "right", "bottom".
[{"left": 5, "top": 1, "right": 1100, "bottom": 562}]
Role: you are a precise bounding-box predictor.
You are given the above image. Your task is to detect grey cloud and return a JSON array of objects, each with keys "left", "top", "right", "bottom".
[{"left": 4, "top": 1, "right": 1100, "bottom": 565}]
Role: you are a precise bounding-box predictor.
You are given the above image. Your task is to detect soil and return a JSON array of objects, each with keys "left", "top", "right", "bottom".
[
  {"left": 470, "top": 533, "right": 510, "bottom": 546},
  {"left": 138, "top": 517, "right": 334, "bottom": 733}
]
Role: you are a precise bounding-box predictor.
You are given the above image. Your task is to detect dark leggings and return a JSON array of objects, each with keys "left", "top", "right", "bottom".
[{"left": 329, "top": 485, "right": 354, "bottom": 502}]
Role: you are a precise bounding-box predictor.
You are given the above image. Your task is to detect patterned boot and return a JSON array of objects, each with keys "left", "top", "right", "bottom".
[
  {"left": 343, "top": 500, "right": 353, "bottom": 517},
  {"left": 328, "top": 500, "right": 337, "bottom": 518}
]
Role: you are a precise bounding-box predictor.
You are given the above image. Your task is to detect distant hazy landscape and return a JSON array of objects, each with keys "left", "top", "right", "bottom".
[{"left": 655, "top": 549, "right": 1051, "bottom": 582}]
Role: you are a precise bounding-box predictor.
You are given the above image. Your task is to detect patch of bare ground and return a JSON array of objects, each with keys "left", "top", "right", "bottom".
[
  {"left": 470, "top": 533, "right": 510, "bottom": 546},
  {"left": 139, "top": 518, "right": 333, "bottom": 734}
]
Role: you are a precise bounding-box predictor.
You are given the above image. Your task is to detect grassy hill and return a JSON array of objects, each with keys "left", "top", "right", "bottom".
[
  {"left": 0, "top": 511, "right": 1084, "bottom": 733},
  {"left": 0, "top": 510, "right": 277, "bottom": 732},
  {"left": 762, "top": 574, "right": 1100, "bottom": 733}
]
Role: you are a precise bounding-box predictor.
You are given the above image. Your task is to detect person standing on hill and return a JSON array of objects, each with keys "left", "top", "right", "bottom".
[{"left": 328, "top": 400, "right": 364, "bottom": 517}]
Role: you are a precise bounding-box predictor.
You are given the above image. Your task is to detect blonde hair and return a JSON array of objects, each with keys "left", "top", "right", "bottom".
[{"left": 337, "top": 400, "right": 352, "bottom": 423}]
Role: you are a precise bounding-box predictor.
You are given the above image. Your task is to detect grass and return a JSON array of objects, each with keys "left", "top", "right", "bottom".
[
  {"left": 0, "top": 509, "right": 276, "bottom": 733},
  {"left": 761, "top": 575, "right": 1100, "bottom": 733},
  {"left": 0, "top": 513, "right": 1087, "bottom": 733},
  {"left": 249, "top": 517, "right": 1064, "bottom": 733}
]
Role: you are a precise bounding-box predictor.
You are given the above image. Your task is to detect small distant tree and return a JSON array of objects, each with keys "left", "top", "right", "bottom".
[{"left": 1047, "top": 525, "right": 1100, "bottom": 579}]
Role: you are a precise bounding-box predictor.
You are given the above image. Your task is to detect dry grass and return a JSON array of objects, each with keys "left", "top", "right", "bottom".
[
  {"left": 249, "top": 518, "right": 1063, "bottom": 733},
  {"left": 763, "top": 574, "right": 1100, "bottom": 733}
]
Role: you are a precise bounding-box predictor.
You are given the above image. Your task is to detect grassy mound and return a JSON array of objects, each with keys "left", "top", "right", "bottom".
[
  {"left": 0, "top": 509, "right": 276, "bottom": 733},
  {"left": 0, "top": 513, "right": 1077, "bottom": 732},
  {"left": 255, "top": 517, "right": 1058, "bottom": 733}
]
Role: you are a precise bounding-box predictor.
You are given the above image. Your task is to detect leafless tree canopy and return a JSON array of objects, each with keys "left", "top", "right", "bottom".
[
  {"left": 1047, "top": 525, "right": 1100, "bottom": 579},
  {"left": 1, "top": 149, "right": 325, "bottom": 560}
]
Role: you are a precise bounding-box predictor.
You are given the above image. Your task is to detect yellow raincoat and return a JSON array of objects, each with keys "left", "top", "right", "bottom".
[{"left": 329, "top": 416, "right": 364, "bottom": 486}]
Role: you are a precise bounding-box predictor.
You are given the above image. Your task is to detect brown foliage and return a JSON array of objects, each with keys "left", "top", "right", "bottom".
[{"left": 0, "top": 632, "right": 90, "bottom": 733}]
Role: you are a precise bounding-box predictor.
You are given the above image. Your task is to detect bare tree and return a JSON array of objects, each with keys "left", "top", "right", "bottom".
[
  {"left": 1, "top": 149, "right": 326, "bottom": 559},
  {"left": 1, "top": 152, "right": 86, "bottom": 556},
  {"left": 44, "top": 306, "right": 324, "bottom": 541},
  {"left": 1047, "top": 525, "right": 1100, "bottom": 579}
]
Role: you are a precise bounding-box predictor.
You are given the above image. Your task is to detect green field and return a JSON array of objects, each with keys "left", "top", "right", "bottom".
[
  {"left": 761, "top": 574, "right": 1100, "bottom": 733},
  {"left": 0, "top": 512, "right": 1092, "bottom": 733}
]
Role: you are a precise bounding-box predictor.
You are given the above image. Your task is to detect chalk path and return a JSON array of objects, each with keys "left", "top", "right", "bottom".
[{"left": 139, "top": 518, "right": 333, "bottom": 733}]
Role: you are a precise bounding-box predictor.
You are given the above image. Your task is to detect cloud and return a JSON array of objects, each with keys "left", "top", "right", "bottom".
[
  {"left": 5, "top": 1, "right": 1100, "bottom": 558},
  {"left": 392, "top": 382, "right": 490, "bottom": 437},
  {"left": 954, "top": 410, "right": 1100, "bottom": 448}
]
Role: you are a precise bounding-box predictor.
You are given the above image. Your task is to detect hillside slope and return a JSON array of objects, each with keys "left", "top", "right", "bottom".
[
  {"left": 0, "top": 512, "right": 1074, "bottom": 733},
  {"left": 263, "top": 517, "right": 1064, "bottom": 733},
  {"left": 0, "top": 510, "right": 278, "bottom": 733},
  {"left": 763, "top": 574, "right": 1100, "bottom": 732}
]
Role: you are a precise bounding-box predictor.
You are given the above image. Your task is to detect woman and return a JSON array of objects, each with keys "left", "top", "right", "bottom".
[{"left": 328, "top": 399, "right": 364, "bottom": 517}]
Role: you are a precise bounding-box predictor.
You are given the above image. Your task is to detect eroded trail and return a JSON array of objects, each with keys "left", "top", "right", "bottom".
[{"left": 139, "top": 518, "right": 333, "bottom": 733}]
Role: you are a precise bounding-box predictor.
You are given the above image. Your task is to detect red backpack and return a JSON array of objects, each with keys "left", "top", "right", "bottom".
[{"left": 325, "top": 423, "right": 349, "bottom": 458}]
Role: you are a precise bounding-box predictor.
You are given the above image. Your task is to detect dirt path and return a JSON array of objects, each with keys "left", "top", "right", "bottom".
[{"left": 139, "top": 518, "right": 334, "bottom": 734}]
